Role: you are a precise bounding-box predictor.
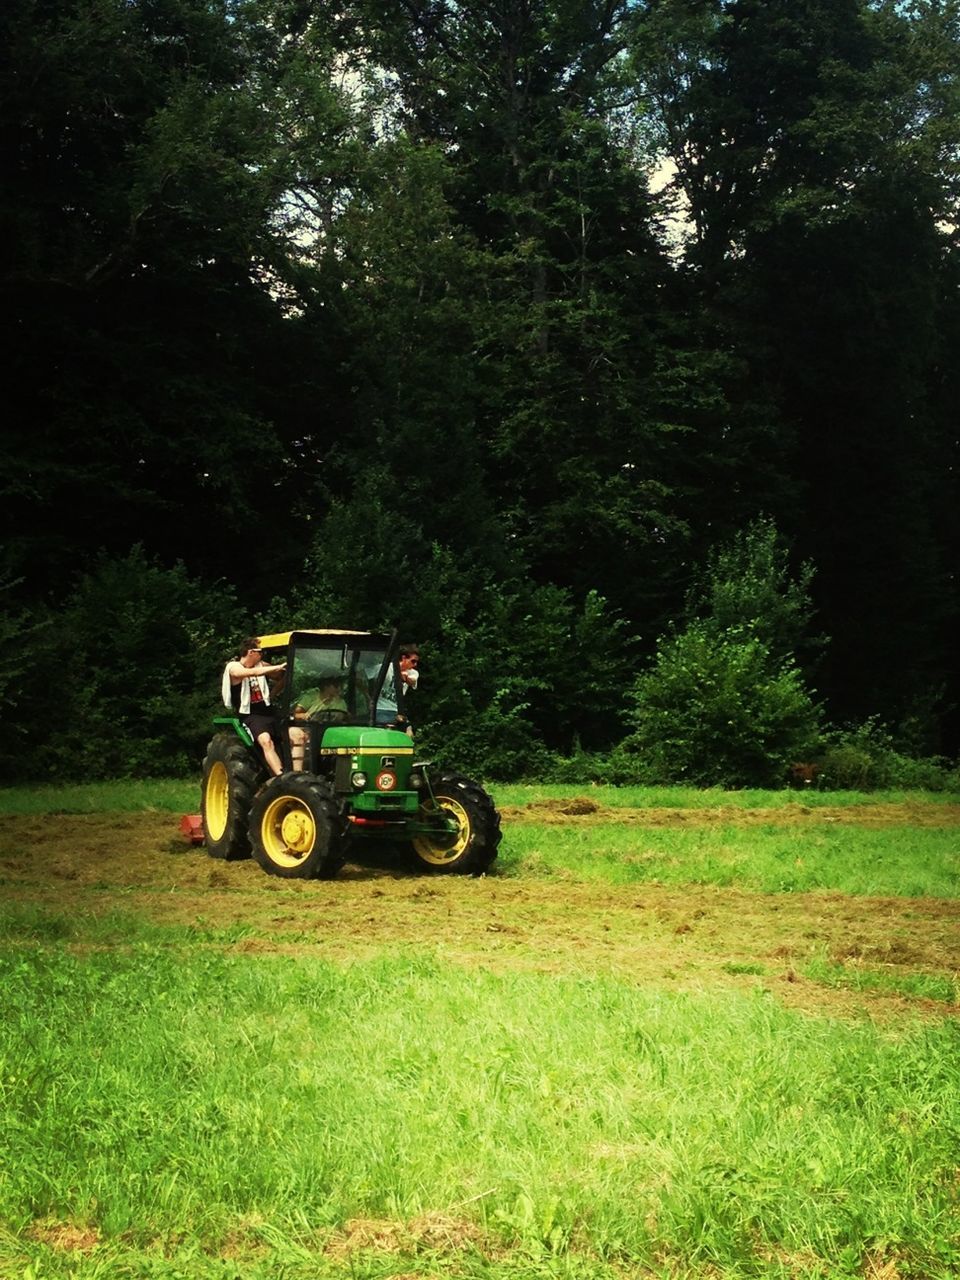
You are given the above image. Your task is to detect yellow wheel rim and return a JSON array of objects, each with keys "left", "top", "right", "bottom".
[
  {"left": 260, "top": 795, "right": 317, "bottom": 868},
  {"left": 413, "top": 797, "right": 471, "bottom": 866},
  {"left": 205, "top": 761, "right": 229, "bottom": 841}
]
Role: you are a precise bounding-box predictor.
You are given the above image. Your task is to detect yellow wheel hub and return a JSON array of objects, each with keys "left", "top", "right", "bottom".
[
  {"left": 280, "top": 809, "right": 313, "bottom": 852},
  {"left": 413, "top": 796, "right": 471, "bottom": 866},
  {"left": 261, "top": 796, "right": 316, "bottom": 867},
  {"left": 205, "top": 762, "right": 229, "bottom": 841}
]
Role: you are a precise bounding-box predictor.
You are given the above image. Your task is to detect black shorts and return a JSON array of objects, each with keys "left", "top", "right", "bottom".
[{"left": 240, "top": 712, "right": 279, "bottom": 746}]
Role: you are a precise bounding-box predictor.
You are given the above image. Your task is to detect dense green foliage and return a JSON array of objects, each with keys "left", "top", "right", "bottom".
[
  {"left": 618, "top": 518, "right": 822, "bottom": 786},
  {"left": 5, "top": 0, "right": 960, "bottom": 782},
  {"left": 622, "top": 622, "right": 820, "bottom": 787}
]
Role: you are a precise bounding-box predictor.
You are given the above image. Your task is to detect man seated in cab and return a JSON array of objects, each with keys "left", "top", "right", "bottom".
[{"left": 288, "top": 675, "right": 349, "bottom": 771}]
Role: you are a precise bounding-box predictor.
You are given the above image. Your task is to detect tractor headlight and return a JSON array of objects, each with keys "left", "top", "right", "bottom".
[
  {"left": 351, "top": 771, "right": 368, "bottom": 789},
  {"left": 410, "top": 772, "right": 424, "bottom": 790}
]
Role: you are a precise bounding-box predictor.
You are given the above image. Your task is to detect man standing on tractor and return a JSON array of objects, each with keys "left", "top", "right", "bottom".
[
  {"left": 221, "top": 637, "right": 286, "bottom": 776},
  {"left": 397, "top": 644, "right": 420, "bottom": 738},
  {"left": 399, "top": 644, "right": 420, "bottom": 690}
]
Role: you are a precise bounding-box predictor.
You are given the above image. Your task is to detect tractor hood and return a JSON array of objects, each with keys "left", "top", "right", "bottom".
[{"left": 319, "top": 726, "right": 414, "bottom": 753}]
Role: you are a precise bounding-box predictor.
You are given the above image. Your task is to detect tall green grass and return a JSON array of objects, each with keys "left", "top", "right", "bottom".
[
  {"left": 1, "top": 779, "right": 958, "bottom": 816},
  {"left": 1, "top": 942, "right": 959, "bottom": 1278},
  {"left": 802, "top": 956, "right": 958, "bottom": 1005},
  {"left": 0, "top": 778, "right": 201, "bottom": 815},
  {"left": 499, "top": 821, "right": 960, "bottom": 897},
  {"left": 491, "top": 783, "right": 960, "bottom": 809}
]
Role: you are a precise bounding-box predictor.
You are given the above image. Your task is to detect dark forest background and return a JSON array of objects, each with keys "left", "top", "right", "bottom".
[{"left": 3, "top": 0, "right": 959, "bottom": 786}]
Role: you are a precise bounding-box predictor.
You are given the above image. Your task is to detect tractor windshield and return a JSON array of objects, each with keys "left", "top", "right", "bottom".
[{"left": 285, "top": 640, "right": 391, "bottom": 726}]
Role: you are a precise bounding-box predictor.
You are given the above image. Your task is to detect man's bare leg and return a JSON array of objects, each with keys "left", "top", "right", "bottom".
[{"left": 257, "top": 731, "right": 284, "bottom": 776}]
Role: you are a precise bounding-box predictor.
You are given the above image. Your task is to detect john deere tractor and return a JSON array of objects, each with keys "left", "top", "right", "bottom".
[{"left": 200, "top": 629, "right": 501, "bottom": 879}]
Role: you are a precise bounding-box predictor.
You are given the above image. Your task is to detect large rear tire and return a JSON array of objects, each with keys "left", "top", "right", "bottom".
[
  {"left": 411, "top": 771, "right": 501, "bottom": 875},
  {"left": 201, "top": 735, "right": 264, "bottom": 860},
  {"left": 248, "top": 775, "right": 346, "bottom": 880}
]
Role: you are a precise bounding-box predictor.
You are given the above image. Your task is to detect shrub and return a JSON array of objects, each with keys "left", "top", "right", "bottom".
[
  {"left": 417, "top": 700, "right": 557, "bottom": 782},
  {"left": 685, "top": 515, "right": 824, "bottom": 668},
  {"left": 542, "top": 746, "right": 617, "bottom": 785},
  {"left": 13, "top": 548, "right": 240, "bottom": 781},
  {"left": 622, "top": 622, "right": 821, "bottom": 788},
  {"left": 818, "top": 719, "right": 960, "bottom": 791}
]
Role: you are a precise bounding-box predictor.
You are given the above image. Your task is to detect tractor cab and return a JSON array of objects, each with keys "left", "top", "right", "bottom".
[{"left": 260, "top": 629, "right": 409, "bottom": 735}]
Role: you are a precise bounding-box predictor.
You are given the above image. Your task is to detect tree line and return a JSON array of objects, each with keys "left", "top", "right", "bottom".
[{"left": 3, "top": 0, "right": 959, "bottom": 786}]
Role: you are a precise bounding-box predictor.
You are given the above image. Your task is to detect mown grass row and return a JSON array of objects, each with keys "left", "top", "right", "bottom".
[
  {"left": 7, "top": 777, "right": 960, "bottom": 900},
  {"left": 1, "top": 939, "right": 959, "bottom": 1279},
  {"left": 1, "top": 897, "right": 955, "bottom": 1012}
]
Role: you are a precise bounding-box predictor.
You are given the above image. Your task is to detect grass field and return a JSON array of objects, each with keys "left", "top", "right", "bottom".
[{"left": 0, "top": 782, "right": 958, "bottom": 1279}]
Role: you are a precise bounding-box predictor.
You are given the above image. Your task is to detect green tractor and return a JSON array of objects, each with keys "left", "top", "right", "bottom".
[{"left": 200, "top": 629, "right": 501, "bottom": 879}]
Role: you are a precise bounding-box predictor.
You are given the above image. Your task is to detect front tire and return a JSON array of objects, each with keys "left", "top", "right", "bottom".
[
  {"left": 201, "top": 735, "right": 264, "bottom": 860},
  {"left": 411, "top": 771, "right": 501, "bottom": 875},
  {"left": 249, "top": 775, "right": 346, "bottom": 879}
]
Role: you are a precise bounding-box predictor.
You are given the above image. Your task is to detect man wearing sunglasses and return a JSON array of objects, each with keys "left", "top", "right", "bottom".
[{"left": 221, "top": 637, "right": 287, "bottom": 776}]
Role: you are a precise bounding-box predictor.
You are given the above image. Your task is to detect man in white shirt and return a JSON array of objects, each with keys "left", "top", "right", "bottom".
[{"left": 222, "top": 637, "right": 286, "bottom": 776}]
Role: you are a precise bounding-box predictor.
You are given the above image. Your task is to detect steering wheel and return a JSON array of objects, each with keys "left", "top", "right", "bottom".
[{"left": 308, "top": 708, "right": 345, "bottom": 724}]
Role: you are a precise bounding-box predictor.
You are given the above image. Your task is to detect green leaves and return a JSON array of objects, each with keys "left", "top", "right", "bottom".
[
  {"left": 3, "top": 0, "right": 959, "bottom": 772},
  {"left": 6, "top": 547, "right": 241, "bottom": 780},
  {"left": 624, "top": 520, "right": 822, "bottom": 787},
  {"left": 626, "top": 622, "right": 820, "bottom": 787},
  {"left": 685, "top": 515, "right": 823, "bottom": 666}
]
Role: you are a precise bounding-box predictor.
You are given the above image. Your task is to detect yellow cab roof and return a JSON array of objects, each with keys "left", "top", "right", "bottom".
[{"left": 257, "top": 629, "right": 375, "bottom": 649}]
